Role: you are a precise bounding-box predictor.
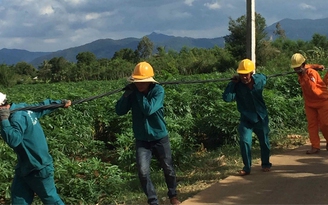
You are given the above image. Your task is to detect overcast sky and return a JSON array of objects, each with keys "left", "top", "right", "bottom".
[{"left": 0, "top": 0, "right": 327, "bottom": 52}]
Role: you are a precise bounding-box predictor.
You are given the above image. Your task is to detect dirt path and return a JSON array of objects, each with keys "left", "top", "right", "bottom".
[{"left": 180, "top": 141, "right": 328, "bottom": 204}]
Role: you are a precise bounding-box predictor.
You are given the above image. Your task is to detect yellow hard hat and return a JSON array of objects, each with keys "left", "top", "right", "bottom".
[
  {"left": 290, "top": 53, "right": 306, "bottom": 68},
  {"left": 129, "top": 62, "right": 158, "bottom": 83},
  {"left": 237, "top": 59, "right": 255, "bottom": 74}
]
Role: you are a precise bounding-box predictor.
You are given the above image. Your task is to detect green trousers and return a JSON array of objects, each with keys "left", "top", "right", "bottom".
[
  {"left": 238, "top": 115, "right": 272, "bottom": 173},
  {"left": 11, "top": 164, "right": 64, "bottom": 205}
]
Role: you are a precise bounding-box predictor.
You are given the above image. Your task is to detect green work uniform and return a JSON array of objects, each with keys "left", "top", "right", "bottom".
[
  {"left": 1, "top": 99, "right": 65, "bottom": 205},
  {"left": 222, "top": 74, "right": 272, "bottom": 173},
  {"left": 115, "top": 83, "right": 178, "bottom": 205},
  {"left": 115, "top": 84, "right": 168, "bottom": 141}
]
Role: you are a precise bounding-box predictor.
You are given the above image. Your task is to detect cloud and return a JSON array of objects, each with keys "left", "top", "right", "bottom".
[
  {"left": 63, "top": 0, "right": 86, "bottom": 6},
  {"left": 184, "top": 0, "right": 195, "bottom": 6},
  {"left": 84, "top": 11, "right": 114, "bottom": 21},
  {"left": 204, "top": 1, "right": 222, "bottom": 10},
  {"left": 40, "top": 5, "right": 55, "bottom": 15},
  {"left": 299, "top": 3, "right": 316, "bottom": 11}
]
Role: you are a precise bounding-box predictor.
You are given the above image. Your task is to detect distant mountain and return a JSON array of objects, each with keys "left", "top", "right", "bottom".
[
  {"left": 265, "top": 18, "right": 328, "bottom": 41},
  {"left": 1, "top": 17, "right": 328, "bottom": 68},
  {"left": 147, "top": 32, "right": 225, "bottom": 51},
  {"left": 0, "top": 32, "right": 225, "bottom": 68},
  {"left": 0, "top": 48, "right": 50, "bottom": 66},
  {"left": 29, "top": 32, "right": 225, "bottom": 68},
  {"left": 29, "top": 37, "right": 140, "bottom": 68}
]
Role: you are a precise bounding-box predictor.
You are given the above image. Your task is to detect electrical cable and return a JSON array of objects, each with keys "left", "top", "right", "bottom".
[
  {"left": 10, "top": 88, "right": 123, "bottom": 113},
  {"left": 9, "top": 68, "right": 325, "bottom": 113}
]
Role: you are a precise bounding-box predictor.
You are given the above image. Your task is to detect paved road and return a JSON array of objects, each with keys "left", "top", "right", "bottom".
[{"left": 180, "top": 141, "right": 328, "bottom": 205}]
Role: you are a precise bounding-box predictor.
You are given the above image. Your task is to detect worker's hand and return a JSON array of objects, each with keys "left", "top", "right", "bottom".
[
  {"left": 231, "top": 75, "right": 240, "bottom": 83},
  {"left": 123, "top": 83, "right": 136, "bottom": 97},
  {"left": 123, "top": 83, "right": 136, "bottom": 91},
  {"left": 0, "top": 105, "right": 10, "bottom": 120},
  {"left": 306, "top": 64, "right": 325, "bottom": 71},
  {"left": 61, "top": 99, "right": 71, "bottom": 108},
  {"left": 314, "top": 65, "right": 325, "bottom": 71}
]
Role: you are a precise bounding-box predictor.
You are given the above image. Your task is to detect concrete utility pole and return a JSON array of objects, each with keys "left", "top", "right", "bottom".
[{"left": 246, "top": 0, "right": 256, "bottom": 64}]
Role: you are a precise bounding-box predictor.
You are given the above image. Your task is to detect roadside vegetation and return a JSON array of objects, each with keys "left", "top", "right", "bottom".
[{"left": 1, "top": 13, "right": 328, "bottom": 204}]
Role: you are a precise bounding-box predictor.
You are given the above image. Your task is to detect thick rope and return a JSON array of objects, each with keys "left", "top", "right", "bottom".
[{"left": 8, "top": 69, "right": 324, "bottom": 113}]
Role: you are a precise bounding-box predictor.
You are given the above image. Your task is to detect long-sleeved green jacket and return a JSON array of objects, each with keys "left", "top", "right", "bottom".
[
  {"left": 222, "top": 74, "right": 268, "bottom": 123},
  {"left": 115, "top": 84, "right": 168, "bottom": 141},
  {"left": 1, "top": 99, "right": 63, "bottom": 176}
]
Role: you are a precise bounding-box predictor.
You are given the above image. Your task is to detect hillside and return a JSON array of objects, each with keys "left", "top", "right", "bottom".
[
  {"left": 265, "top": 17, "right": 328, "bottom": 41},
  {"left": 0, "top": 48, "right": 50, "bottom": 66},
  {"left": 28, "top": 33, "right": 225, "bottom": 68}
]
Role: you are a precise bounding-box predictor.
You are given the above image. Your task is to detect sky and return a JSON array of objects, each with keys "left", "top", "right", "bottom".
[{"left": 0, "top": 0, "right": 327, "bottom": 52}]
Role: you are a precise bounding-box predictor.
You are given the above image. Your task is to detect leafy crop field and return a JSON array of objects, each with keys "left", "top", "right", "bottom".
[{"left": 0, "top": 70, "right": 310, "bottom": 204}]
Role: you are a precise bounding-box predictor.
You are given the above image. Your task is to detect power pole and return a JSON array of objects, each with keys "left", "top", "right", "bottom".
[{"left": 246, "top": 0, "right": 256, "bottom": 65}]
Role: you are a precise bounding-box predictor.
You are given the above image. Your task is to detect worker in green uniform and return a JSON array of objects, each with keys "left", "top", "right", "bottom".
[
  {"left": 115, "top": 62, "right": 180, "bottom": 205},
  {"left": 222, "top": 59, "right": 272, "bottom": 176},
  {"left": 0, "top": 92, "right": 71, "bottom": 205}
]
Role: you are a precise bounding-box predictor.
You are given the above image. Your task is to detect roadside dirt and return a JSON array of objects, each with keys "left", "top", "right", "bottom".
[{"left": 180, "top": 141, "right": 328, "bottom": 204}]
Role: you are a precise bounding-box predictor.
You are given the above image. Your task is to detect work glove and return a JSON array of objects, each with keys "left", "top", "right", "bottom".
[
  {"left": 0, "top": 106, "right": 10, "bottom": 121},
  {"left": 61, "top": 99, "right": 71, "bottom": 108},
  {"left": 123, "top": 83, "right": 136, "bottom": 97},
  {"left": 231, "top": 75, "right": 240, "bottom": 83}
]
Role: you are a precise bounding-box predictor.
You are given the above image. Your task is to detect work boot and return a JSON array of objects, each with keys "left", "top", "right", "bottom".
[
  {"left": 306, "top": 147, "right": 320, "bottom": 154},
  {"left": 169, "top": 197, "right": 181, "bottom": 205}
]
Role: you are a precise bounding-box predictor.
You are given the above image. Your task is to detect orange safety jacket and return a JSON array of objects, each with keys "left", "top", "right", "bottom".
[{"left": 298, "top": 64, "right": 328, "bottom": 107}]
